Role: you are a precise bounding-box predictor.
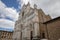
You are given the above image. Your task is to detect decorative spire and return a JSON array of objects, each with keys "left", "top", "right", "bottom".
[
  {"left": 23, "top": 4, "right": 27, "bottom": 9},
  {"left": 34, "top": 4, "right": 37, "bottom": 9},
  {"left": 23, "top": 4, "right": 26, "bottom": 7},
  {"left": 27, "top": 2, "right": 30, "bottom": 6}
]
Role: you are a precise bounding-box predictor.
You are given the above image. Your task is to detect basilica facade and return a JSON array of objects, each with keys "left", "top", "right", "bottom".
[{"left": 13, "top": 3, "right": 60, "bottom": 40}]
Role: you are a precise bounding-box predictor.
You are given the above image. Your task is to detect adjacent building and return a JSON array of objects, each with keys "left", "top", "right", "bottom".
[
  {"left": 43, "top": 17, "right": 60, "bottom": 40},
  {"left": 0, "top": 29, "right": 13, "bottom": 40}
]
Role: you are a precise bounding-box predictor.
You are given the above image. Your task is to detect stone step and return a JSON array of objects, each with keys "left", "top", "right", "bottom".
[{"left": 41, "top": 39, "right": 48, "bottom": 40}]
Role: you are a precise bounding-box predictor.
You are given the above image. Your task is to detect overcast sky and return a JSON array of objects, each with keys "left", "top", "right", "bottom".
[
  {"left": 0, "top": 0, "right": 60, "bottom": 31},
  {"left": 19, "top": 0, "right": 60, "bottom": 18}
]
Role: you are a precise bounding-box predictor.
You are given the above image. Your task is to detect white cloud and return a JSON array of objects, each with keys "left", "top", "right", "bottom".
[
  {"left": 0, "top": 0, "right": 19, "bottom": 29},
  {"left": 18, "top": 0, "right": 60, "bottom": 18},
  {"left": 5, "top": 7, "right": 19, "bottom": 21},
  {"left": 0, "top": 19, "right": 14, "bottom": 29}
]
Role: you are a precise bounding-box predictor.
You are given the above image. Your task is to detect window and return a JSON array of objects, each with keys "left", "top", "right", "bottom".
[
  {"left": 42, "top": 33, "right": 45, "bottom": 38},
  {"left": 15, "top": 38, "right": 17, "bottom": 40},
  {"left": 30, "top": 31, "right": 33, "bottom": 40},
  {"left": 22, "top": 12, "right": 24, "bottom": 17}
]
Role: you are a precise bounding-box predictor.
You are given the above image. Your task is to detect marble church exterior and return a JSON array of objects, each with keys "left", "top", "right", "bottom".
[{"left": 13, "top": 2, "right": 60, "bottom": 40}]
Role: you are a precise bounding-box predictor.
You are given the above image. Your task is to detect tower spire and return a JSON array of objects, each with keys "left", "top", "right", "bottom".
[
  {"left": 27, "top": 2, "right": 30, "bottom": 6},
  {"left": 34, "top": 4, "right": 37, "bottom": 9}
]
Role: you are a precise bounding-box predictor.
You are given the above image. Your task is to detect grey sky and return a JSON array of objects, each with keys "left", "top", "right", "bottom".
[{"left": 20, "top": 0, "right": 60, "bottom": 18}]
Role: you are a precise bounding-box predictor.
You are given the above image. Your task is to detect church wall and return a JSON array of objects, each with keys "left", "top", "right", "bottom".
[{"left": 44, "top": 17, "right": 60, "bottom": 40}]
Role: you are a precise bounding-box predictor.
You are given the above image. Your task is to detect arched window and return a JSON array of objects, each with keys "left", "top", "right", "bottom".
[
  {"left": 15, "top": 38, "right": 17, "bottom": 40},
  {"left": 42, "top": 32, "right": 45, "bottom": 38},
  {"left": 30, "top": 31, "right": 33, "bottom": 40},
  {"left": 22, "top": 12, "right": 24, "bottom": 17}
]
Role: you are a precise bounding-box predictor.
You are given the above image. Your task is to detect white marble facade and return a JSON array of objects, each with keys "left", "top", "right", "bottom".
[{"left": 13, "top": 2, "right": 51, "bottom": 40}]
